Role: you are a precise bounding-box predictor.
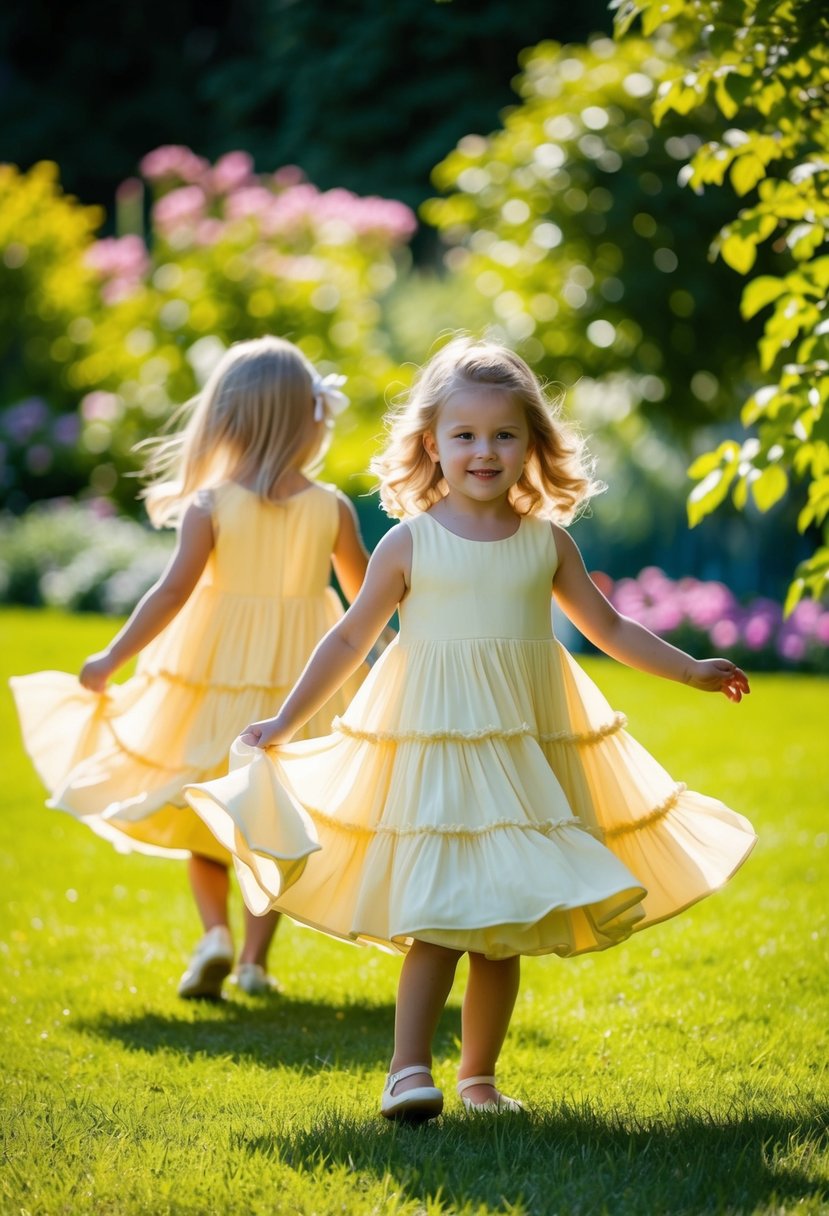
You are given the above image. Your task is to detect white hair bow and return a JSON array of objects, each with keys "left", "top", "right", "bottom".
[{"left": 312, "top": 373, "right": 349, "bottom": 422}]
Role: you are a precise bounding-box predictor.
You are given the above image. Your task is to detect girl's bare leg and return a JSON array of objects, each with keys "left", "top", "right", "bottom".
[
  {"left": 458, "top": 953, "right": 521, "bottom": 1103},
  {"left": 188, "top": 855, "right": 279, "bottom": 967},
  {"left": 239, "top": 908, "right": 281, "bottom": 967},
  {"left": 188, "top": 854, "right": 230, "bottom": 931},
  {"left": 389, "top": 940, "right": 462, "bottom": 1094},
  {"left": 178, "top": 854, "right": 234, "bottom": 998}
]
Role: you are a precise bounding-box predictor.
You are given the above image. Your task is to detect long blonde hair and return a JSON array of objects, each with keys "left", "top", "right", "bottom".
[
  {"left": 140, "top": 336, "right": 327, "bottom": 526},
  {"left": 371, "top": 336, "right": 603, "bottom": 522}
]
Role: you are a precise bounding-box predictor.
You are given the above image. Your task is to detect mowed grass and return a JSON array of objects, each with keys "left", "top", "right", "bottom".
[{"left": 0, "top": 606, "right": 827, "bottom": 1216}]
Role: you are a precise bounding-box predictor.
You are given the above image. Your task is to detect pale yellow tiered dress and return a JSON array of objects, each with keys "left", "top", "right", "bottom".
[
  {"left": 11, "top": 482, "right": 365, "bottom": 862},
  {"left": 186, "top": 511, "right": 756, "bottom": 957}
]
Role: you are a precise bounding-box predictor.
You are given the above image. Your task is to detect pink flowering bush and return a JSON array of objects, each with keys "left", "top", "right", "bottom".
[
  {"left": 1, "top": 150, "right": 417, "bottom": 513},
  {"left": 84, "top": 235, "right": 150, "bottom": 304},
  {"left": 607, "top": 567, "right": 829, "bottom": 673},
  {"left": 67, "top": 146, "right": 417, "bottom": 509}
]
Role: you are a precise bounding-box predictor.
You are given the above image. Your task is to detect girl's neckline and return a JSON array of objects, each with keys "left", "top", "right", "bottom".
[
  {"left": 229, "top": 480, "right": 318, "bottom": 504},
  {"left": 423, "top": 510, "right": 523, "bottom": 544}
]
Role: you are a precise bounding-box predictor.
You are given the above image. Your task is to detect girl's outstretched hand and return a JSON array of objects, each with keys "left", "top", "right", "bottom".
[
  {"left": 239, "top": 717, "right": 293, "bottom": 748},
  {"left": 687, "top": 658, "right": 750, "bottom": 702},
  {"left": 79, "top": 652, "right": 118, "bottom": 692}
]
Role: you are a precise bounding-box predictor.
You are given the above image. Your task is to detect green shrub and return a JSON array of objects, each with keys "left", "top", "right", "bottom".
[{"left": 0, "top": 501, "right": 172, "bottom": 613}]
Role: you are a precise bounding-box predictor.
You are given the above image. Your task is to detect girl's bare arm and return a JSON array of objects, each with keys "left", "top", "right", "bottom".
[
  {"left": 79, "top": 503, "right": 214, "bottom": 691},
  {"left": 331, "top": 493, "right": 370, "bottom": 603},
  {"left": 242, "top": 524, "right": 411, "bottom": 746},
  {"left": 551, "top": 524, "right": 749, "bottom": 702}
]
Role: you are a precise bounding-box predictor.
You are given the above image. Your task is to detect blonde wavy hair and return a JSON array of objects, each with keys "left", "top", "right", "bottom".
[
  {"left": 371, "top": 336, "right": 603, "bottom": 523},
  {"left": 139, "top": 336, "right": 327, "bottom": 526}
]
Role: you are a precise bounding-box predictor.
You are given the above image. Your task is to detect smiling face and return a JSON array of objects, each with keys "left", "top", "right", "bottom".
[{"left": 423, "top": 385, "right": 531, "bottom": 508}]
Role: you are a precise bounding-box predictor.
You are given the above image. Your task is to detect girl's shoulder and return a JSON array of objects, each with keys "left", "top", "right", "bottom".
[{"left": 203, "top": 479, "right": 336, "bottom": 509}]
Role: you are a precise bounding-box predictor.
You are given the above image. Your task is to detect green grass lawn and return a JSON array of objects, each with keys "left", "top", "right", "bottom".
[{"left": 1, "top": 606, "right": 827, "bottom": 1216}]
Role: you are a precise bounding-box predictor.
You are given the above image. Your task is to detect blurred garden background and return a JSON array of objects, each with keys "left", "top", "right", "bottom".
[
  {"left": 2, "top": 4, "right": 829, "bottom": 1214},
  {"left": 1, "top": 0, "right": 827, "bottom": 667}
]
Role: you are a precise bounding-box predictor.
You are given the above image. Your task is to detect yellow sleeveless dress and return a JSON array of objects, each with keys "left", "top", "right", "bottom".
[
  {"left": 10, "top": 482, "right": 365, "bottom": 863},
  {"left": 186, "top": 511, "right": 755, "bottom": 957}
]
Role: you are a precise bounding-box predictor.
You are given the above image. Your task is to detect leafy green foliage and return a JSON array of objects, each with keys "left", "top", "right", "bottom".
[
  {"left": 614, "top": 0, "right": 829, "bottom": 608},
  {"left": 0, "top": 163, "right": 101, "bottom": 402},
  {"left": 423, "top": 29, "right": 762, "bottom": 526},
  {"left": 0, "top": 166, "right": 107, "bottom": 505}
]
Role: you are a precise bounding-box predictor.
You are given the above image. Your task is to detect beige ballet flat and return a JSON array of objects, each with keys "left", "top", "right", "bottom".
[
  {"left": 457, "top": 1074, "right": 525, "bottom": 1114},
  {"left": 177, "top": 925, "right": 234, "bottom": 999},
  {"left": 231, "top": 963, "right": 282, "bottom": 995},
  {"left": 381, "top": 1064, "right": 444, "bottom": 1123}
]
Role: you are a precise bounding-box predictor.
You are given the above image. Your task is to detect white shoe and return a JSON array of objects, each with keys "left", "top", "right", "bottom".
[
  {"left": 381, "top": 1064, "right": 443, "bottom": 1123},
  {"left": 231, "top": 963, "right": 281, "bottom": 995},
  {"left": 177, "top": 926, "right": 234, "bottom": 998},
  {"left": 457, "top": 1075, "right": 525, "bottom": 1114}
]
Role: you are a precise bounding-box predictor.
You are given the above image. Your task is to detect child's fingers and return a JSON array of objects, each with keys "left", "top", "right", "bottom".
[{"left": 720, "top": 662, "right": 749, "bottom": 701}]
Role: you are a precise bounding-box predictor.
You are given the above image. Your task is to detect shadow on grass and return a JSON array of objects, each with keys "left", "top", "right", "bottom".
[
  {"left": 75, "top": 996, "right": 462, "bottom": 1071},
  {"left": 256, "top": 1103, "right": 829, "bottom": 1216}
]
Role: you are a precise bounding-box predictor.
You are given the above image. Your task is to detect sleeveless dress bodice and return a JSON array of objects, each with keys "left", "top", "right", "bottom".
[{"left": 400, "top": 514, "right": 555, "bottom": 642}]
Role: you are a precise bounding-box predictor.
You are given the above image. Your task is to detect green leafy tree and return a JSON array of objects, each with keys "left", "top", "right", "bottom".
[
  {"left": 423, "top": 32, "right": 767, "bottom": 552},
  {"left": 614, "top": 0, "right": 829, "bottom": 608}
]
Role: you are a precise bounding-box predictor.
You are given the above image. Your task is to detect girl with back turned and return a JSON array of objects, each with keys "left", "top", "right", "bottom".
[{"left": 12, "top": 335, "right": 370, "bottom": 999}]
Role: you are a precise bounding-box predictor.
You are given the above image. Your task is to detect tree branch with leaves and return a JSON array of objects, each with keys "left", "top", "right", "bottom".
[{"left": 614, "top": 0, "right": 829, "bottom": 609}]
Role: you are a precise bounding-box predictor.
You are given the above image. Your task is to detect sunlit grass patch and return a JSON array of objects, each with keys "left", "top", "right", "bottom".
[{"left": 1, "top": 608, "right": 827, "bottom": 1215}]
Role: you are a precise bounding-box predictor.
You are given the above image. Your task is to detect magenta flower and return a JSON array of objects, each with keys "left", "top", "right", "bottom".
[
  {"left": 153, "top": 186, "right": 208, "bottom": 238},
  {"left": 790, "top": 598, "right": 822, "bottom": 634},
  {"left": 683, "top": 579, "right": 738, "bottom": 629},
  {"left": 743, "top": 614, "right": 773, "bottom": 651},
  {"left": 312, "top": 188, "right": 417, "bottom": 242},
  {"left": 610, "top": 577, "right": 646, "bottom": 617},
  {"left": 140, "top": 145, "right": 210, "bottom": 185},
  {"left": 710, "top": 618, "right": 740, "bottom": 649},
  {"left": 194, "top": 218, "right": 227, "bottom": 246},
  {"left": 778, "top": 633, "right": 806, "bottom": 662},
  {"left": 85, "top": 236, "right": 149, "bottom": 301},
  {"left": 257, "top": 184, "right": 321, "bottom": 236},
  {"left": 210, "top": 151, "right": 255, "bottom": 194},
  {"left": 648, "top": 600, "right": 684, "bottom": 633},
  {"left": 225, "top": 185, "right": 282, "bottom": 222},
  {"left": 272, "top": 165, "right": 306, "bottom": 188},
  {"left": 608, "top": 565, "right": 826, "bottom": 667}
]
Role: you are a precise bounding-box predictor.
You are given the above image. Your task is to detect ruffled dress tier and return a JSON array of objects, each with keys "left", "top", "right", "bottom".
[
  {"left": 186, "top": 512, "right": 755, "bottom": 958},
  {"left": 11, "top": 482, "right": 365, "bottom": 862}
]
